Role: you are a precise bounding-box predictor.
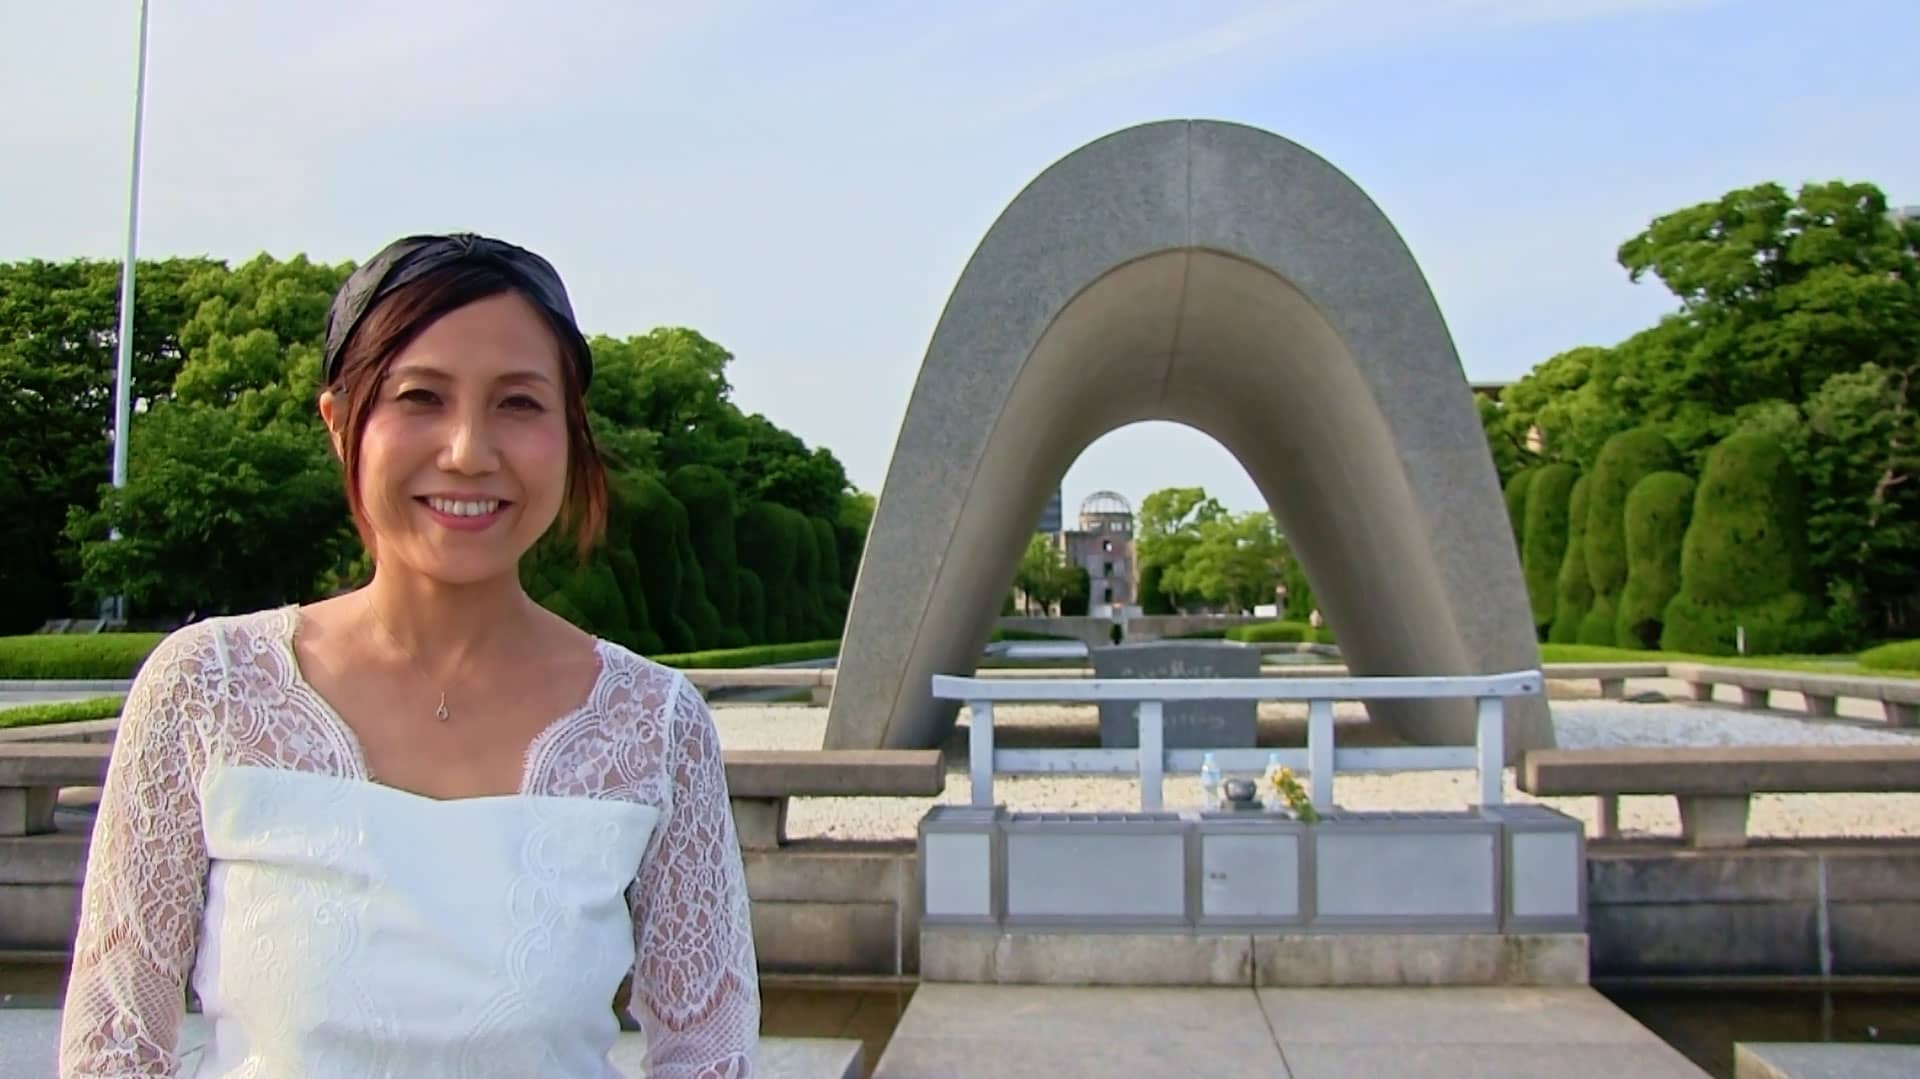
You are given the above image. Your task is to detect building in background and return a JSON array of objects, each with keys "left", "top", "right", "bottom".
[
  {"left": 1061, "top": 490, "right": 1138, "bottom": 615},
  {"left": 1035, "top": 486, "right": 1063, "bottom": 535}
]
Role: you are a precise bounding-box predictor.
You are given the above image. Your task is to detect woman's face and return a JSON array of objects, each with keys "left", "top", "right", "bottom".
[{"left": 329, "top": 291, "right": 571, "bottom": 587}]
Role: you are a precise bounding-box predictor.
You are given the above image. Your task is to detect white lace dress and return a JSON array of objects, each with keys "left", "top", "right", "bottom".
[{"left": 57, "top": 606, "right": 760, "bottom": 1078}]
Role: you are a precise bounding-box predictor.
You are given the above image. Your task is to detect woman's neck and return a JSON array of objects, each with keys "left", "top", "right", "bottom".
[{"left": 359, "top": 567, "right": 537, "bottom": 672}]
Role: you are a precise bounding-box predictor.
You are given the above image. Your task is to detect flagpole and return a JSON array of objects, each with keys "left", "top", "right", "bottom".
[{"left": 108, "top": 0, "right": 151, "bottom": 624}]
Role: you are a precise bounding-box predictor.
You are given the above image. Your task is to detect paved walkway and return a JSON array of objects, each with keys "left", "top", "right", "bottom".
[
  {"left": 874, "top": 984, "right": 1709, "bottom": 1078},
  {"left": 0, "top": 1010, "right": 862, "bottom": 1078}
]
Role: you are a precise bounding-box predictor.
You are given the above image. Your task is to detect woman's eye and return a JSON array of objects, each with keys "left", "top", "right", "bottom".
[
  {"left": 503, "top": 395, "right": 544, "bottom": 412},
  {"left": 397, "top": 388, "right": 439, "bottom": 405}
]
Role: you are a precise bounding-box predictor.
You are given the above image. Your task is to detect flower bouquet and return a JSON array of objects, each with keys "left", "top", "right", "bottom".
[{"left": 1258, "top": 764, "right": 1319, "bottom": 823}]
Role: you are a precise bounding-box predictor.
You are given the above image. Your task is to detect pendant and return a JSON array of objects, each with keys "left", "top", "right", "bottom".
[{"left": 435, "top": 692, "right": 450, "bottom": 722}]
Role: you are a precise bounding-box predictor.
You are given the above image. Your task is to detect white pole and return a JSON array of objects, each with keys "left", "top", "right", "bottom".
[
  {"left": 1136, "top": 701, "right": 1163, "bottom": 811},
  {"left": 108, "top": 0, "right": 152, "bottom": 623}
]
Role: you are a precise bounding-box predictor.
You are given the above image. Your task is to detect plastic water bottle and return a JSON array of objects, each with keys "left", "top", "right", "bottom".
[{"left": 1200, "top": 752, "right": 1221, "bottom": 812}]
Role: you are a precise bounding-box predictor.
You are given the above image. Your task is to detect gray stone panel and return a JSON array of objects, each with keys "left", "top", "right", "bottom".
[
  {"left": 1510, "top": 831, "right": 1582, "bottom": 920},
  {"left": 1003, "top": 828, "right": 1186, "bottom": 923},
  {"left": 827, "top": 119, "right": 1549, "bottom": 755},
  {"left": 1200, "top": 832, "right": 1303, "bottom": 922},
  {"left": 1314, "top": 826, "right": 1498, "bottom": 925},
  {"left": 1091, "top": 640, "right": 1260, "bottom": 748},
  {"left": 921, "top": 832, "right": 992, "bottom": 920}
]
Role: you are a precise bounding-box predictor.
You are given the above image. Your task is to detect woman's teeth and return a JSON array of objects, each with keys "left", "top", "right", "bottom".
[{"left": 426, "top": 498, "right": 500, "bottom": 517}]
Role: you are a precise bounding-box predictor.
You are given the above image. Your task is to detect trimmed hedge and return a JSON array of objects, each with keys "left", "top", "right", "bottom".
[
  {"left": 737, "top": 501, "right": 801, "bottom": 642},
  {"left": 811, "top": 517, "right": 848, "bottom": 635},
  {"left": 1504, "top": 467, "right": 1537, "bottom": 548},
  {"left": 1860, "top": 640, "right": 1920, "bottom": 673},
  {"left": 991, "top": 628, "right": 1077, "bottom": 642},
  {"left": 1581, "top": 428, "right": 1678, "bottom": 645},
  {"left": 654, "top": 639, "right": 840, "bottom": 669},
  {"left": 669, "top": 465, "right": 743, "bottom": 643},
  {"left": 1521, "top": 464, "right": 1577, "bottom": 633},
  {"left": 0, "top": 695, "right": 128, "bottom": 730},
  {"left": 1616, "top": 471, "right": 1694, "bottom": 649},
  {"left": 1227, "top": 621, "right": 1310, "bottom": 643},
  {"left": 1549, "top": 476, "right": 1594, "bottom": 644},
  {"left": 0, "top": 634, "right": 165, "bottom": 680},
  {"left": 1662, "top": 432, "right": 1828, "bottom": 655}
]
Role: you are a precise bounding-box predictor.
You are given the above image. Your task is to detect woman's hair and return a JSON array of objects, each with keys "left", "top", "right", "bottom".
[{"left": 324, "top": 262, "right": 609, "bottom": 563}]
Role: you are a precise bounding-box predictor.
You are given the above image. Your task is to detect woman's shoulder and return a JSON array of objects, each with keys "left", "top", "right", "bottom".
[
  {"left": 590, "top": 636, "right": 694, "bottom": 699},
  {"left": 133, "top": 605, "right": 295, "bottom": 685}
]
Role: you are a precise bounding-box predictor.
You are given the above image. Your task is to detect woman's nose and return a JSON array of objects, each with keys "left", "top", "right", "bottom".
[{"left": 442, "top": 413, "right": 500, "bottom": 474}]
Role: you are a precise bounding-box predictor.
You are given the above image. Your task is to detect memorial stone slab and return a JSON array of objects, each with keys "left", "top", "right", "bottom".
[{"left": 1091, "top": 639, "right": 1260, "bottom": 749}]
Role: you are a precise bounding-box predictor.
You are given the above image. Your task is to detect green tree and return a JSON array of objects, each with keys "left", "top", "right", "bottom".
[
  {"left": 668, "top": 464, "right": 745, "bottom": 645},
  {"left": 1663, "top": 433, "right": 1827, "bottom": 654},
  {"left": 1799, "top": 364, "right": 1920, "bottom": 640},
  {"left": 1549, "top": 476, "right": 1595, "bottom": 644},
  {"left": 0, "top": 257, "right": 217, "bottom": 629},
  {"left": 1520, "top": 464, "right": 1578, "bottom": 634},
  {"left": 1580, "top": 428, "right": 1679, "bottom": 644},
  {"left": 1136, "top": 486, "right": 1225, "bottom": 611},
  {"left": 1503, "top": 467, "right": 1537, "bottom": 547},
  {"left": 1177, "top": 510, "right": 1287, "bottom": 613},
  {"left": 1478, "top": 395, "right": 1536, "bottom": 485},
  {"left": 1616, "top": 471, "right": 1695, "bottom": 648},
  {"left": 834, "top": 489, "right": 875, "bottom": 592},
  {"left": 63, "top": 401, "right": 352, "bottom": 619},
  {"left": 1138, "top": 560, "right": 1176, "bottom": 615},
  {"left": 1013, "top": 533, "right": 1075, "bottom": 614}
]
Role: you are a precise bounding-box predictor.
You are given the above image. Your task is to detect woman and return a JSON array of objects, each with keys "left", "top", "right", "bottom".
[{"left": 58, "top": 234, "right": 760, "bottom": 1077}]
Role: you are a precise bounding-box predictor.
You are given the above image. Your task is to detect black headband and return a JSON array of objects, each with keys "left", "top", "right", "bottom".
[{"left": 321, "top": 232, "right": 593, "bottom": 389}]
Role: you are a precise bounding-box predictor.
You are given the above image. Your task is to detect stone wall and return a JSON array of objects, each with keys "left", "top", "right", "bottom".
[
  {"left": 10, "top": 830, "right": 1918, "bottom": 982},
  {"left": 996, "top": 614, "right": 1270, "bottom": 648},
  {"left": 1586, "top": 842, "right": 1920, "bottom": 980}
]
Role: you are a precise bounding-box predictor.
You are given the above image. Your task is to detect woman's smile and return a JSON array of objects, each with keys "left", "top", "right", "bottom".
[{"left": 416, "top": 494, "right": 513, "bottom": 532}]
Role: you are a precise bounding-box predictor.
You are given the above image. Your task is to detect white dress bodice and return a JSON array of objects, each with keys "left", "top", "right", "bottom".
[{"left": 57, "top": 607, "right": 759, "bottom": 1078}]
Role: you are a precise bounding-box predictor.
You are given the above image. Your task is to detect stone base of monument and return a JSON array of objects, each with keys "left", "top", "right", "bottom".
[
  {"left": 1091, "top": 640, "right": 1263, "bottom": 749},
  {"left": 916, "top": 802, "right": 1587, "bottom": 987}
]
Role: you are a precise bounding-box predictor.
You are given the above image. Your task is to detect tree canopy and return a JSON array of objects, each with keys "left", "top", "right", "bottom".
[
  {"left": 2, "top": 252, "right": 868, "bottom": 650},
  {"left": 1484, "top": 180, "right": 1920, "bottom": 642}
]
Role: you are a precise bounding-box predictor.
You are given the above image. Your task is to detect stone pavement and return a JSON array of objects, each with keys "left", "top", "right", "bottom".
[
  {"left": 874, "top": 984, "right": 1709, "bottom": 1078},
  {"left": 0, "top": 1010, "right": 862, "bottom": 1078}
]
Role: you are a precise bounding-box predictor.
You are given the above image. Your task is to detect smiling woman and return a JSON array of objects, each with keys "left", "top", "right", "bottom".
[{"left": 58, "top": 234, "right": 760, "bottom": 1078}]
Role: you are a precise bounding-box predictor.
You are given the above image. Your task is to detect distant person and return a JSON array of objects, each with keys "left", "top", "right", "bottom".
[{"left": 60, "top": 234, "right": 760, "bottom": 1077}]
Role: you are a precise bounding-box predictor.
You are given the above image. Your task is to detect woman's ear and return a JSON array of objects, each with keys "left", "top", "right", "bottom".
[{"left": 317, "top": 391, "right": 345, "bottom": 460}]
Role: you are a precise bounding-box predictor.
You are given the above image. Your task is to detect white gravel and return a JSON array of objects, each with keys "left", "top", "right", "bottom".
[{"left": 712, "top": 698, "right": 1920, "bottom": 843}]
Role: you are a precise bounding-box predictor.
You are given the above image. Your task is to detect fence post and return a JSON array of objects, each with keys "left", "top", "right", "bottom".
[
  {"left": 1476, "top": 695, "right": 1504, "bottom": 807},
  {"left": 969, "top": 700, "right": 995, "bottom": 808},
  {"left": 1308, "top": 698, "right": 1335, "bottom": 810},
  {"left": 1138, "top": 700, "right": 1164, "bottom": 811}
]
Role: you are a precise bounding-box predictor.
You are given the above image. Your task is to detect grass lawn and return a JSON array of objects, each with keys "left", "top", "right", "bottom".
[
  {"left": 1536, "top": 643, "right": 1915, "bottom": 679},
  {"left": 0, "top": 696, "right": 127, "bottom": 730},
  {"left": 0, "top": 634, "right": 165, "bottom": 680}
]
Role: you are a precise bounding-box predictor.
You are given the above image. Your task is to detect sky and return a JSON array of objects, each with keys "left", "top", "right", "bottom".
[{"left": 4, "top": 1, "right": 1914, "bottom": 519}]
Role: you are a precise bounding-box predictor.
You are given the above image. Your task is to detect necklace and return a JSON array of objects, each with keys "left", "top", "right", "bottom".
[{"left": 365, "top": 596, "right": 455, "bottom": 722}]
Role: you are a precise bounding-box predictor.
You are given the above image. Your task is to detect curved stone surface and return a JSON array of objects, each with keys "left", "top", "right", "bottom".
[{"left": 826, "top": 119, "right": 1550, "bottom": 757}]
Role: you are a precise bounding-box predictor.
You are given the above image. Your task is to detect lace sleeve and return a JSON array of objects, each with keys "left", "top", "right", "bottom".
[
  {"left": 58, "top": 627, "right": 214, "bottom": 1078},
  {"left": 626, "top": 673, "right": 760, "bottom": 1078}
]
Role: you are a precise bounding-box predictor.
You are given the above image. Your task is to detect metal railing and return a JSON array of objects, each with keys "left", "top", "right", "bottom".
[{"left": 930, "top": 670, "right": 1544, "bottom": 812}]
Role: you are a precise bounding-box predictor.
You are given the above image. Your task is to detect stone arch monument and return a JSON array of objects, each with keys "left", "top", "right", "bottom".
[{"left": 824, "top": 119, "right": 1552, "bottom": 758}]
